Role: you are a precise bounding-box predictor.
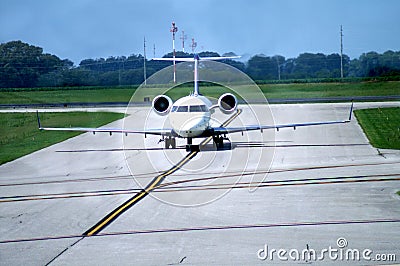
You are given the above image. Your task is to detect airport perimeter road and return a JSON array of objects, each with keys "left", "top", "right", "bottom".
[{"left": 0, "top": 102, "right": 399, "bottom": 265}]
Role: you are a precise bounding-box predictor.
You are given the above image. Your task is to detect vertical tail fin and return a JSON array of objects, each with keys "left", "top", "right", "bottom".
[{"left": 152, "top": 54, "right": 240, "bottom": 97}]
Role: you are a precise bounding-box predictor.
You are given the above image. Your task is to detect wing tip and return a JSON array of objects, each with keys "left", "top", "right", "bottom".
[
  {"left": 36, "top": 110, "right": 43, "bottom": 130},
  {"left": 349, "top": 100, "right": 354, "bottom": 121}
]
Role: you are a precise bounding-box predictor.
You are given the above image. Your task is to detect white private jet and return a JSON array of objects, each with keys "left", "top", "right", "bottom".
[{"left": 37, "top": 54, "right": 353, "bottom": 152}]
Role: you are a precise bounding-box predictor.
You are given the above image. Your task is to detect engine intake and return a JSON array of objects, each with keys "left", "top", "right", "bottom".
[
  {"left": 152, "top": 95, "right": 173, "bottom": 116},
  {"left": 218, "top": 93, "right": 238, "bottom": 114}
]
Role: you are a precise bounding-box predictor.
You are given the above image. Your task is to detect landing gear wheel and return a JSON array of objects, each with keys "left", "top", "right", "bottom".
[
  {"left": 213, "top": 136, "right": 224, "bottom": 150},
  {"left": 171, "top": 138, "right": 176, "bottom": 149},
  {"left": 185, "top": 137, "right": 198, "bottom": 152},
  {"left": 165, "top": 138, "right": 170, "bottom": 149},
  {"left": 186, "top": 144, "right": 200, "bottom": 152},
  {"left": 213, "top": 136, "right": 231, "bottom": 150},
  {"left": 164, "top": 137, "right": 176, "bottom": 149}
]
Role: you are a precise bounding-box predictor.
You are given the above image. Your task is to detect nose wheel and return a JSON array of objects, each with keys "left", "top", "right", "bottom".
[{"left": 185, "top": 137, "right": 200, "bottom": 152}]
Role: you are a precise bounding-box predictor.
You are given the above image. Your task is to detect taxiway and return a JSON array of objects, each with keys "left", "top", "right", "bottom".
[{"left": 0, "top": 102, "right": 399, "bottom": 265}]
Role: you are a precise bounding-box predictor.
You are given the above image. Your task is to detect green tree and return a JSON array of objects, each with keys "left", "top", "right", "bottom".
[
  {"left": 0, "top": 41, "right": 65, "bottom": 87},
  {"left": 247, "top": 55, "right": 278, "bottom": 80}
]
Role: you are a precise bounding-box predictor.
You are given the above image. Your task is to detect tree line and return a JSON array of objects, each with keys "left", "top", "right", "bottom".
[{"left": 1, "top": 40, "right": 400, "bottom": 88}]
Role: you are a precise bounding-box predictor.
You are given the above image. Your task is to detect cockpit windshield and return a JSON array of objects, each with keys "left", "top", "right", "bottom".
[
  {"left": 189, "top": 105, "right": 203, "bottom": 112},
  {"left": 172, "top": 105, "right": 208, "bottom": 113}
]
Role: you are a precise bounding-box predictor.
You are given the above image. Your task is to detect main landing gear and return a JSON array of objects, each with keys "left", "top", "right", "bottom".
[
  {"left": 213, "top": 135, "right": 231, "bottom": 150},
  {"left": 164, "top": 136, "right": 176, "bottom": 149}
]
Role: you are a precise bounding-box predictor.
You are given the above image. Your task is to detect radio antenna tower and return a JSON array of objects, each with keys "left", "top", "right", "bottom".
[
  {"left": 340, "top": 25, "right": 344, "bottom": 79},
  {"left": 170, "top": 22, "right": 178, "bottom": 83},
  {"left": 191, "top": 38, "right": 197, "bottom": 53},
  {"left": 180, "top": 30, "right": 187, "bottom": 52},
  {"left": 143, "top": 36, "right": 147, "bottom": 85}
]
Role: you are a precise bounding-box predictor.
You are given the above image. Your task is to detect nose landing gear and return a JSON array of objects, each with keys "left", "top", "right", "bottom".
[{"left": 185, "top": 137, "right": 200, "bottom": 152}]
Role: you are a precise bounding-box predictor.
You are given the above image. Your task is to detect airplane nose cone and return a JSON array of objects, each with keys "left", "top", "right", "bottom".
[
  {"left": 175, "top": 115, "right": 208, "bottom": 137},
  {"left": 181, "top": 117, "right": 204, "bottom": 132}
]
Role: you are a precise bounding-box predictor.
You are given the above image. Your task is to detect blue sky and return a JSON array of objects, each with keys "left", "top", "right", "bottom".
[{"left": 1, "top": 0, "right": 399, "bottom": 64}]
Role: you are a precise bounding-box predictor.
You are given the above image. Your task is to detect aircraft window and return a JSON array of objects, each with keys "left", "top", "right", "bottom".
[
  {"left": 177, "top": 106, "right": 188, "bottom": 112},
  {"left": 200, "top": 105, "right": 208, "bottom": 112},
  {"left": 190, "top": 105, "right": 203, "bottom": 112},
  {"left": 171, "top": 106, "right": 178, "bottom": 112}
]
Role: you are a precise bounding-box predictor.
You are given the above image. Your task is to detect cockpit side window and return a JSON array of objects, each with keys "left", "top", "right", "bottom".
[
  {"left": 200, "top": 105, "right": 208, "bottom": 112},
  {"left": 171, "top": 106, "right": 178, "bottom": 112}
]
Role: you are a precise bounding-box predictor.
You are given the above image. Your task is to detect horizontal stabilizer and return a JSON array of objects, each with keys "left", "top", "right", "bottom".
[
  {"left": 152, "top": 57, "right": 194, "bottom": 62},
  {"left": 152, "top": 55, "right": 241, "bottom": 62}
]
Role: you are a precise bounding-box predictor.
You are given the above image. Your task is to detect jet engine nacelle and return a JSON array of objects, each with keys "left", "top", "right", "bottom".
[
  {"left": 218, "top": 93, "right": 238, "bottom": 114},
  {"left": 152, "top": 95, "right": 173, "bottom": 116}
]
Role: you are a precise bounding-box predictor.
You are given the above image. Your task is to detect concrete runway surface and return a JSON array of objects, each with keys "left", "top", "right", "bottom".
[{"left": 0, "top": 102, "right": 399, "bottom": 265}]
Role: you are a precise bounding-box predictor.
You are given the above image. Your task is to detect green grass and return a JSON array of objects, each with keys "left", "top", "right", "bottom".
[
  {"left": 259, "top": 81, "right": 400, "bottom": 99},
  {"left": 0, "top": 112, "right": 125, "bottom": 164},
  {"left": 397, "top": 191, "right": 400, "bottom": 196},
  {"left": 0, "top": 81, "right": 399, "bottom": 105},
  {"left": 354, "top": 107, "right": 400, "bottom": 149},
  {"left": 0, "top": 88, "right": 135, "bottom": 105}
]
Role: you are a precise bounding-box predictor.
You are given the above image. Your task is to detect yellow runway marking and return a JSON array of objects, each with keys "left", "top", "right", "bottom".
[{"left": 84, "top": 151, "right": 197, "bottom": 236}]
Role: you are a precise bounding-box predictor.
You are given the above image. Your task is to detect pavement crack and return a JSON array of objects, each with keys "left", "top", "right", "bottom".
[
  {"left": 377, "top": 149, "right": 387, "bottom": 158},
  {"left": 179, "top": 256, "right": 187, "bottom": 263},
  {"left": 11, "top": 213, "right": 24, "bottom": 219},
  {"left": 45, "top": 237, "right": 84, "bottom": 266}
]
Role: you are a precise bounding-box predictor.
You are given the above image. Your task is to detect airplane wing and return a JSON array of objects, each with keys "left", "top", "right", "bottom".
[
  {"left": 213, "top": 102, "right": 354, "bottom": 134},
  {"left": 36, "top": 111, "right": 173, "bottom": 136},
  {"left": 213, "top": 119, "right": 350, "bottom": 134},
  {"left": 37, "top": 103, "right": 353, "bottom": 138}
]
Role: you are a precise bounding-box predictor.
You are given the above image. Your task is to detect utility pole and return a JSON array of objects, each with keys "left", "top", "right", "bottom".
[
  {"left": 143, "top": 36, "right": 147, "bottom": 85},
  {"left": 170, "top": 22, "right": 178, "bottom": 83},
  {"left": 191, "top": 38, "right": 197, "bottom": 53},
  {"left": 153, "top": 44, "right": 156, "bottom": 58},
  {"left": 118, "top": 62, "right": 121, "bottom": 86},
  {"left": 340, "top": 25, "right": 344, "bottom": 79},
  {"left": 180, "top": 30, "right": 187, "bottom": 52},
  {"left": 275, "top": 56, "right": 281, "bottom": 81}
]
